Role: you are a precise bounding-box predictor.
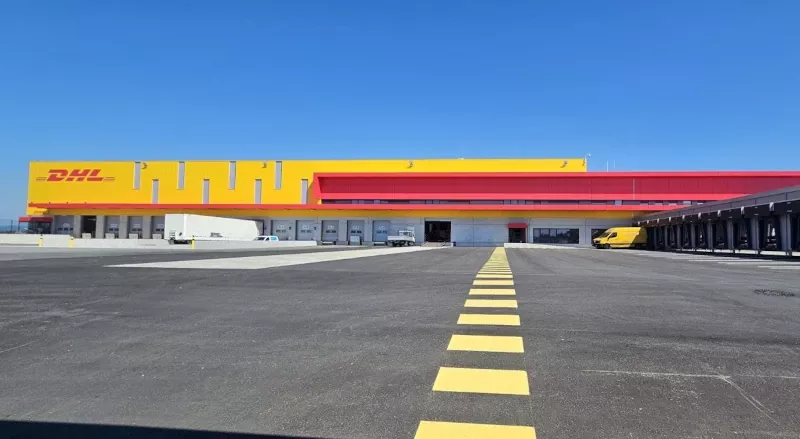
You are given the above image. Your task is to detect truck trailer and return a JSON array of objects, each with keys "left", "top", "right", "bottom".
[{"left": 165, "top": 214, "right": 261, "bottom": 244}]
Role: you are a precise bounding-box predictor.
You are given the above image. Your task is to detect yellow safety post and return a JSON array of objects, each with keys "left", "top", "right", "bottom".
[
  {"left": 191, "top": 239, "right": 196, "bottom": 250},
  {"left": 69, "top": 236, "right": 74, "bottom": 248},
  {"left": 38, "top": 236, "right": 43, "bottom": 247}
]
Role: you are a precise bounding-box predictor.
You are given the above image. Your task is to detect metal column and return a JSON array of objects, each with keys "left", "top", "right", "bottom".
[
  {"left": 690, "top": 224, "right": 697, "bottom": 249},
  {"left": 363, "top": 218, "right": 373, "bottom": 246},
  {"left": 312, "top": 220, "right": 322, "bottom": 242},
  {"left": 72, "top": 215, "right": 82, "bottom": 238},
  {"left": 141, "top": 216, "right": 152, "bottom": 239},
  {"left": 337, "top": 219, "right": 348, "bottom": 245},
  {"left": 676, "top": 226, "right": 683, "bottom": 252},
  {"left": 94, "top": 215, "right": 106, "bottom": 239},
  {"left": 750, "top": 217, "right": 760, "bottom": 252},
  {"left": 119, "top": 216, "right": 130, "bottom": 239},
  {"left": 782, "top": 214, "right": 793, "bottom": 256},
  {"left": 726, "top": 219, "right": 735, "bottom": 253},
  {"left": 706, "top": 222, "right": 714, "bottom": 252}
]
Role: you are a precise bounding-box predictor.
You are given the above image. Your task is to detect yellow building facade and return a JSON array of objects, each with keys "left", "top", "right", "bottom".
[
  {"left": 27, "top": 157, "right": 586, "bottom": 215},
  {"left": 25, "top": 157, "right": 648, "bottom": 246}
]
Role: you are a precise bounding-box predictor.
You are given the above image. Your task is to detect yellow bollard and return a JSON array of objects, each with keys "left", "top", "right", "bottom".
[
  {"left": 69, "top": 236, "right": 74, "bottom": 248},
  {"left": 191, "top": 239, "right": 196, "bottom": 250},
  {"left": 38, "top": 236, "right": 43, "bottom": 247}
]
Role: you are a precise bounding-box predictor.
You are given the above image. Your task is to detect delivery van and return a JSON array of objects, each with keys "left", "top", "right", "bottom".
[{"left": 592, "top": 227, "right": 647, "bottom": 249}]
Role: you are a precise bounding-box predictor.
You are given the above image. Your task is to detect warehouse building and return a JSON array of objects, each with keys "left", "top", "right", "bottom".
[{"left": 21, "top": 158, "right": 800, "bottom": 246}]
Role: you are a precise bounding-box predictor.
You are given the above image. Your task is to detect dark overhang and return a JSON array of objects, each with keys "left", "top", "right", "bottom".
[{"left": 633, "top": 185, "right": 800, "bottom": 225}]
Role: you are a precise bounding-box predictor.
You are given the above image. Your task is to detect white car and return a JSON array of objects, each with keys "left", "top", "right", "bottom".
[{"left": 253, "top": 235, "right": 280, "bottom": 242}]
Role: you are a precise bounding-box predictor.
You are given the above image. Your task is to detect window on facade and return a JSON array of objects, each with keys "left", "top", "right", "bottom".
[
  {"left": 300, "top": 179, "right": 309, "bottom": 204},
  {"left": 254, "top": 179, "right": 262, "bottom": 204},
  {"left": 202, "top": 179, "right": 210, "bottom": 204},
  {"left": 133, "top": 162, "right": 141, "bottom": 189},
  {"left": 151, "top": 179, "right": 159, "bottom": 204},
  {"left": 274, "top": 161, "right": 283, "bottom": 189},
  {"left": 229, "top": 161, "right": 237, "bottom": 190},
  {"left": 177, "top": 161, "right": 185, "bottom": 189},
  {"left": 531, "top": 228, "right": 580, "bottom": 244}
]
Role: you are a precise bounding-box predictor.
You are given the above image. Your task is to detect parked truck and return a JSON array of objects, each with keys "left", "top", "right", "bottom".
[
  {"left": 165, "top": 214, "right": 261, "bottom": 244},
  {"left": 592, "top": 226, "right": 647, "bottom": 249},
  {"left": 387, "top": 229, "right": 416, "bottom": 247}
]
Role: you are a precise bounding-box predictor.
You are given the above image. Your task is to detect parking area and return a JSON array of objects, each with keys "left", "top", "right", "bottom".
[{"left": 1, "top": 247, "right": 799, "bottom": 438}]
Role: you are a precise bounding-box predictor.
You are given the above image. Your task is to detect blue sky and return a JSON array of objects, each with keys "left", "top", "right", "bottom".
[{"left": 1, "top": 1, "right": 799, "bottom": 219}]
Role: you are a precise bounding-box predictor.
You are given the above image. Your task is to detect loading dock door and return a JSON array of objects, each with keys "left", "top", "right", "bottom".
[
  {"left": 153, "top": 216, "right": 166, "bottom": 239},
  {"left": 296, "top": 220, "right": 315, "bottom": 241},
  {"left": 713, "top": 221, "right": 728, "bottom": 249},
  {"left": 321, "top": 220, "right": 338, "bottom": 243},
  {"left": 129, "top": 216, "right": 143, "bottom": 238},
  {"left": 81, "top": 216, "right": 96, "bottom": 237},
  {"left": 734, "top": 219, "right": 750, "bottom": 249},
  {"left": 106, "top": 216, "right": 120, "bottom": 238},
  {"left": 424, "top": 221, "right": 451, "bottom": 242},
  {"left": 507, "top": 222, "right": 526, "bottom": 243},
  {"left": 271, "top": 220, "right": 294, "bottom": 241},
  {"left": 54, "top": 216, "right": 74, "bottom": 235},
  {"left": 793, "top": 213, "right": 800, "bottom": 251},
  {"left": 373, "top": 220, "right": 390, "bottom": 243},
  {"left": 347, "top": 220, "right": 365, "bottom": 245},
  {"left": 695, "top": 223, "right": 707, "bottom": 248},
  {"left": 759, "top": 217, "right": 781, "bottom": 251}
]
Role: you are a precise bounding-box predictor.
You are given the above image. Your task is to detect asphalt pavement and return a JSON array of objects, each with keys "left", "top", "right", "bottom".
[{"left": 1, "top": 246, "right": 799, "bottom": 438}]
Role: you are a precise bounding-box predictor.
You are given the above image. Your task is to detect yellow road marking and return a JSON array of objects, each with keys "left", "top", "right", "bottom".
[
  {"left": 474, "top": 279, "right": 514, "bottom": 286},
  {"left": 476, "top": 274, "right": 513, "bottom": 279},
  {"left": 465, "top": 299, "right": 518, "bottom": 308},
  {"left": 415, "top": 421, "right": 536, "bottom": 439},
  {"left": 457, "top": 313, "right": 520, "bottom": 326},
  {"left": 432, "top": 366, "right": 530, "bottom": 395},
  {"left": 469, "top": 288, "right": 515, "bottom": 295},
  {"left": 447, "top": 334, "right": 524, "bottom": 353}
]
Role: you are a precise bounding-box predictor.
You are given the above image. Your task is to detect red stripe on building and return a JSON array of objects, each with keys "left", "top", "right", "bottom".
[{"left": 312, "top": 172, "right": 800, "bottom": 201}]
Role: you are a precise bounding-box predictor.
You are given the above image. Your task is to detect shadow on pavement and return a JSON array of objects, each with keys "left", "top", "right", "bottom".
[{"left": 0, "top": 420, "right": 327, "bottom": 439}]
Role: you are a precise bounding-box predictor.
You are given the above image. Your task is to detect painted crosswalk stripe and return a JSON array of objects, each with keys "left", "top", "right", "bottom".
[
  {"left": 432, "top": 366, "right": 530, "bottom": 395},
  {"left": 475, "top": 274, "right": 513, "bottom": 279},
  {"left": 763, "top": 266, "right": 800, "bottom": 270},
  {"left": 465, "top": 299, "right": 518, "bottom": 308},
  {"left": 447, "top": 334, "right": 524, "bottom": 353},
  {"left": 474, "top": 279, "right": 514, "bottom": 286},
  {"left": 469, "top": 288, "right": 515, "bottom": 296},
  {"left": 457, "top": 313, "right": 520, "bottom": 326},
  {"left": 414, "top": 420, "right": 536, "bottom": 439}
]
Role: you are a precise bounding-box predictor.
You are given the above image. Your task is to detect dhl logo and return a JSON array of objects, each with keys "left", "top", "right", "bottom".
[{"left": 36, "top": 169, "right": 115, "bottom": 182}]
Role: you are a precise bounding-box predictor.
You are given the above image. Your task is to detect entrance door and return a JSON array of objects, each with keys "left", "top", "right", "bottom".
[
  {"left": 81, "top": 216, "right": 96, "bottom": 237},
  {"left": 508, "top": 228, "right": 526, "bottom": 243},
  {"left": 424, "top": 221, "right": 451, "bottom": 242}
]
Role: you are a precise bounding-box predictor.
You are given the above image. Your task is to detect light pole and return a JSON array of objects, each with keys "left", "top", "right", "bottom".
[{"left": 584, "top": 153, "right": 592, "bottom": 169}]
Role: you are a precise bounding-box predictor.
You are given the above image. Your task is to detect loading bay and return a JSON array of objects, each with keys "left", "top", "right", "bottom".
[{"left": 1, "top": 246, "right": 799, "bottom": 439}]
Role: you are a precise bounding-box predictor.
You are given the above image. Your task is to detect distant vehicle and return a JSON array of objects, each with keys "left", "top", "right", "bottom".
[
  {"left": 593, "top": 227, "right": 647, "bottom": 249},
  {"left": 253, "top": 235, "right": 280, "bottom": 242},
  {"left": 387, "top": 229, "right": 416, "bottom": 247}
]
